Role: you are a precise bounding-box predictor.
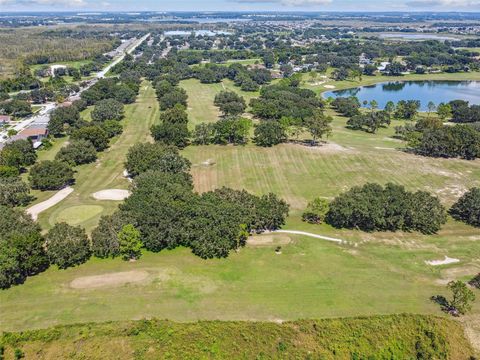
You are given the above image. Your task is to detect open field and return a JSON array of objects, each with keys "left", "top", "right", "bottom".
[
  {"left": 181, "top": 78, "right": 260, "bottom": 127},
  {"left": 0, "top": 230, "right": 474, "bottom": 332},
  {"left": 0, "top": 315, "right": 473, "bottom": 359},
  {"left": 34, "top": 81, "right": 159, "bottom": 233},
  {"left": 183, "top": 112, "right": 480, "bottom": 210}
]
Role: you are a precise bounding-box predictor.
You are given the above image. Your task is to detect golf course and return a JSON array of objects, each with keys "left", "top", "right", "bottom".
[{"left": 0, "top": 70, "right": 479, "bottom": 352}]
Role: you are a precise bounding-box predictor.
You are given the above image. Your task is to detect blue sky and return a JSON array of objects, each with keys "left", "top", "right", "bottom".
[{"left": 0, "top": 0, "right": 479, "bottom": 12}]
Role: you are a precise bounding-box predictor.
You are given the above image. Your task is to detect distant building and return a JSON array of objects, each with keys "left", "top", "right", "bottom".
[
  {"left": 49, "top": 64, "right": 68, "bottom": 77},
  {"left": 377, "top": 61, "right": 391, "bottom": 72},
  {"left": 59, "top": 101, "right": 73, "bottom": 108},
  {"left": 0, "top": 115, "right": 11, "bottom": 125},
  {"left": 11, "top": 124, "right": 49, "bottom": 148}
]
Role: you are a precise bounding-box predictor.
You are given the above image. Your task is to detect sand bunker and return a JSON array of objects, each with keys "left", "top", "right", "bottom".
[
  {"left": 92, "top": 189, "right": 130, "bottom": 201},
  {"left": 324, "top": 85, "right": 336, "bottom": 89},
  {"left": 70, "top": 270, "right": 149, "bottom": 289},
  {"left": 425, "top": 256, "right": 460, "bottom": 266}
]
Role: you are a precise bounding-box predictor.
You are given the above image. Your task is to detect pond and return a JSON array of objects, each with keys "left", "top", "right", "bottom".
[
  {"left": 323, "top": 81, "right": 480, "bottom": 111},
  {"left": 379, "top": 33, "right": 458, "bottom": 41}
]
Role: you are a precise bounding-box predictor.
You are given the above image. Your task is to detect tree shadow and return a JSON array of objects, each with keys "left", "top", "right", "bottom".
[{"left": 430, "top": 295, "right": 459, "bottom": 317}]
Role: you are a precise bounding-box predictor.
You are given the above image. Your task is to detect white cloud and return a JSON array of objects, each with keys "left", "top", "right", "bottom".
[
  {"left": 406, "top": 0, "right": 480, "bottom": 7},
  {"left": 0, "top": 0, "right": 86, "bottom": 6},
  {"left": 234, "top": 0, "right": 332, "bottom": 6}
]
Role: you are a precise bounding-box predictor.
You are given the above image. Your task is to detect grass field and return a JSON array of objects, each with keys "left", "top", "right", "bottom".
[
  {"left": 181, "top": 78, "right": 260, "bottom": 127},
  {"left": 1, "top": 315, "right": 473, "bottom": 359},
  {"left": 33, "top": 81, "right": 159, "bottom": 233}
]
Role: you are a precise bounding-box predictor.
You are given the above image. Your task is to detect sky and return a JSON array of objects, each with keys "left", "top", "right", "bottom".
[{"left": 1, "top": 0, "right": 480, "bottom": 12}]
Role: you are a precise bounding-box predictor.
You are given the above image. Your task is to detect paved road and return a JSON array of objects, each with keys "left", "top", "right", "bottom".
[{"left": 0, "top": 33, "right": 150, "bottom": 146}]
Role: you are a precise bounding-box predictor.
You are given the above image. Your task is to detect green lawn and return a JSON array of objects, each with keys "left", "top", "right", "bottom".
[
  {"left": 34, "top": 81, "right": 159, "bottom": 233},
  {"left": 181, "top": 78, "right": 260, "bottom": 128}
]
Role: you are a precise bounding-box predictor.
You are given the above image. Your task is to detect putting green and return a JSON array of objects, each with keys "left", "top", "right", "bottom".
[{"left": 54, "top": 205, "right": 105, "bottom": 226}]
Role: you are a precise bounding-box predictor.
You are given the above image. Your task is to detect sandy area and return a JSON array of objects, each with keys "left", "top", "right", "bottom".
[
  {"left": 247, "top": 234, "right": 292, "bottom": 246},
  {"left": 324, "top": 85, "right": 336, "bottom": 89},
  {"left": 70, "top": 270, "right": 149, "bottom": 289},
  {"left": 425, "top": 256, "right": 460, "bottom": 266},
  {"left": 27, "top": 187, "right": 74, "bottom": 221},
  {"left": 92, "top": 189, "right": 130, "bottom": 201}
]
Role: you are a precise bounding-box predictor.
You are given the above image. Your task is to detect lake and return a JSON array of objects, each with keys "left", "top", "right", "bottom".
[
  {"left": 323, "top": 81, "right": 480, "bottom": 111},
  {"left": 379, "top": 33, "right": 458, "bottom": 41}
]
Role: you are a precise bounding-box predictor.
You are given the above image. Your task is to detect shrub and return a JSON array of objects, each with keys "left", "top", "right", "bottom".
[{"left": 302, "top": 198, "right": 329, "bottom": 224}]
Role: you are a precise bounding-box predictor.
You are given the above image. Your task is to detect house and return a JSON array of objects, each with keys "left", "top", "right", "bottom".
[
  {"left": 58, "top": 101, "right": 73, "bottom": 108},
  {"left": 0, "top": 115, "right": 11, "bottom": 125},
  {"left": 11, "top": 124, "right": 49, "bottom": 148},
  {"left": 377, "top": 61, "right": 391, "bottom": 72},
  {"left": 49, "top": 64, "right": 68, "bottom": 77}
]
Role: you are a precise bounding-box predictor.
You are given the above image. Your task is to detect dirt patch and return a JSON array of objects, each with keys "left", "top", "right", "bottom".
[
  {"left": 247, "top": 234, "right": 292, "bottom": 246},
  {"left": 92, "top": 189, "right": 130, "bottom": 201},
  {"left": 193, "top": 159, "right": 216, "bottom": 167},
  {"left": 295, "top": 142, "right": 352, "bottom": 154},
  {"left": 441, "top": 265, "right": 480, "bottom": 279},
  {"left": 70, "top": 270, "right": 149, "bottom": 289}
]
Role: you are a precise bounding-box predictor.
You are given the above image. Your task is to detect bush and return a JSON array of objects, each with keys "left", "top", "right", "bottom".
[
  {"left": 302, "top": 198, "right": 329, "bottom": 224},
  {"left": 0, "top": 165, "right": 19, "bottom": 178},
  {"left": 326, "top": 183, "right": 447, "bottom": 234},
  {"left": 450, "top": 188, "right": 480, "bottom": 227},
  {"left": 45, "top": 223, "right": 91, "bottom": 269},
  {"left": 55, "top": 139, "right": 97, "bottom": 166}
]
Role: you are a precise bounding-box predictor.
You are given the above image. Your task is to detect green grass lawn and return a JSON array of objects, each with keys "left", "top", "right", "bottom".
[
  {"left": 181, "top": 78, "right": 260, "bottom": 128},
  {"left": 0, "top": 232, "right": 456, "bottom": 332},
  {"left": 34, "top": 81, "right": 159, "bottom": 233}
]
